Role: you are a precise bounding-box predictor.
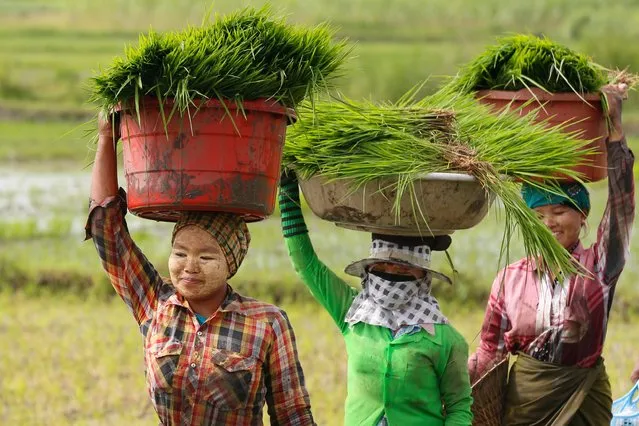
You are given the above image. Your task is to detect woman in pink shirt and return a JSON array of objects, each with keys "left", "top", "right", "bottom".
[{"left": 469, "top": 84, "right": 635, "bottom": 425}]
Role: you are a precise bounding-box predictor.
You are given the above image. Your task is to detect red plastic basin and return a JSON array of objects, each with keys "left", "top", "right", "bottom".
[
  {"left": 116, "top": 97, "right": 294, "bottom": 222},
  {"left": 476, "top": 88, "right": 608, "bottom": 182}
]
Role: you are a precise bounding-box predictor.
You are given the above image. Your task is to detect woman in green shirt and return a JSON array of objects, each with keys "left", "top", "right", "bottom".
[{"left": 279, "top": 171, "right": 473, "bottom": 426}]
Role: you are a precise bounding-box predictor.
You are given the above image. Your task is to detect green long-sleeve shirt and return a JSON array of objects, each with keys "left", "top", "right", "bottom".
[{"left": 284, "top": 233, "right": 473, "bottom": 426}]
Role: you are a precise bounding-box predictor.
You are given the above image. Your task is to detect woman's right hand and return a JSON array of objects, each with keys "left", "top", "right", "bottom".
[
  {"left": 98, "top": 110, "right": 120, "bottom": 140},
  {"left": 279, "top": 169, "right": 301, "bottom": 203},
  {"left": 279, "top": 168, "right": 298, "bottom": 187}
]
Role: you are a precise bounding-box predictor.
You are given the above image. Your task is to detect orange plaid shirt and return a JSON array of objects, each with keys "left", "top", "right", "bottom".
[{"left": 87, "top": 194, "right": 315, "bottom": 425}]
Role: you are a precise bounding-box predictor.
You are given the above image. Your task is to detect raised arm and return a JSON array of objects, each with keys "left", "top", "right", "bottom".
[
  {"left": 468, "top": 271, "right": 510, "bottom": 384},
  {"left": 86, "top": 113, "right": 165, "bottom": 330},
  {"left": 594, "top": 84, "right": 635, "bottom": 286},
  {"left": 90, "top": 112, "right": 120, "bottom": 206},
  {"left": 279, "top": 171, "right": 358, "bottom": 332}
]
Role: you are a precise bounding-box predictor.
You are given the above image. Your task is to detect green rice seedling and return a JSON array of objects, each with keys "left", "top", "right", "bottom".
[
  {"left": 439, "top": 36, "right": 638, "bottom": 163},
  {"left": 89, "top": 6, "right": 349, "bottom": 120},
  {"left": 443, "top": 34, "right": 608, "bottom": 95},
  {"left": 284, "top": 86, "right": 595, "bottom": 278}
]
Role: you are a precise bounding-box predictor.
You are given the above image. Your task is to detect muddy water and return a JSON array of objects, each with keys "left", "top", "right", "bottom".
[
  {"left": 0, "top": 168, "right": 88, "bottom": 218},
  {"left": 0, "top": 165, "right": 510, "bottom": 273},
  {"left": 0, "top": 167, "right": 171, "bottom": 236}
]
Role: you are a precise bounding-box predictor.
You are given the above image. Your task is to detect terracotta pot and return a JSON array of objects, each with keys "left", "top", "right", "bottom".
[
  {"left": 116, "top": 97, "right": 294, "bottom": 222},
  {"left": 476, "top": 88, "right": 608, "bottom": 182}
]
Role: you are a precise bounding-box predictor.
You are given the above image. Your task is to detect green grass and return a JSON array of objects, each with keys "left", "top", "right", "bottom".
[
  {"left": 0, "top": 120, "right": 95, "bottom": 163},
  {"left": 3, "top": 0, "right": 629, "bottom": 40},
  {"left": 2, "top": 171, "right": 639, "bottom": 310},
  {"left": 0, "top": 39, "right": 481, "bottom": 112},
  {"left": 2, "top": 2, "right": 639, "bottom": 423},
  {"left": 90, "top": 7, "right": 350, "bottom": 115},
  {"left": 2, "top": 0, "right": 639, "bottom": 115},
  {"left": 444, "top": 34, "right": 608, "bottom": 94},
  {"left": 1, "top": 294, "right": 637, "bottom": 425}
]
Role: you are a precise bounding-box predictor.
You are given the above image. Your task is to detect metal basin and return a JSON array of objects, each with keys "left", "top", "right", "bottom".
[{"left": 299, "top": 172, "right": 494, "bottom": 236}]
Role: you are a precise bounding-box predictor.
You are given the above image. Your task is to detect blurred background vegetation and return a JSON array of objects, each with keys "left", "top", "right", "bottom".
[{"left": 1, "top": 0, "right": 639, "bottom": 424}]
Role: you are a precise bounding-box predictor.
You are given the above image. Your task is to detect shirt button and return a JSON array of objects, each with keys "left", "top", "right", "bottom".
[
  {"left": 197, "top": 331, "right": 203, "bottom": 336},
  {"left": 190, "top": 363, "right": 196, "bottom": 368}
]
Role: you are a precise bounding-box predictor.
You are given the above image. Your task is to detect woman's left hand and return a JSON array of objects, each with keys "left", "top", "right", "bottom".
[{"left": 601, "top": 83, "right": 629, "bottom": 142}]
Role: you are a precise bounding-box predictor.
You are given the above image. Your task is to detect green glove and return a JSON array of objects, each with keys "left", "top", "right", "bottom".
[{"left": 279, "top": 170, "right": 308, "bottom": 238}]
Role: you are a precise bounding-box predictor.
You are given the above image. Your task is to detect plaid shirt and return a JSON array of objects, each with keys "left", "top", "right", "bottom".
[
  {"left": 87, "top": 196, "right": 314, "bottom": 426},
  {"left": 469, "top": 139, "right": 635, "bottom": 382}
]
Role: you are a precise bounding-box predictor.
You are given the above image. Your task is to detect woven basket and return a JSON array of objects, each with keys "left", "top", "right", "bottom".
[{"left": 471, "top": 356, "right": 510, "bottom": 426}]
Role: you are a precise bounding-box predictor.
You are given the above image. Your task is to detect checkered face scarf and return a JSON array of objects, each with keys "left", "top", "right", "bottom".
[
  {"left": 345, "top": 272, "right": 448, "bottom": 330},
  {"left": 171, "top": 212, "right": 251, "bottom": 278}
]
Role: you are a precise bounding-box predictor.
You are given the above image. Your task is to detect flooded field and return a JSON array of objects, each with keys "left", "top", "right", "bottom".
[
  {"left": 2, "top": 165, "right": 639, "bottom": 426},
  {"left": 0, "top": 163, "right": 627, "bottom": 279}
]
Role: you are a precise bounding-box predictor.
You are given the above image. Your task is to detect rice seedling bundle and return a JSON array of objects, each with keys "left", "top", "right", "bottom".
[
  {"left": 443, "top": 34, "right": 637, "bottom": 169},
  {"left": 90, "top": 6, "right": 349, "bottom": 116},
  {"left": 284, "top": 87, "right": 595, "bottom": 277},
  {"left": 443, "top": 34, "right": 608, "bottom": 94}
]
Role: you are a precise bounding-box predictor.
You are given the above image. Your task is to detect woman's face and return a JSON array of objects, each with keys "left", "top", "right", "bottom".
[
  {"left": 169, "top": 226, "right": 229, "bottom": 302},
  {"left": 533, "top": 204, "right": 585, "bottom": 249}
]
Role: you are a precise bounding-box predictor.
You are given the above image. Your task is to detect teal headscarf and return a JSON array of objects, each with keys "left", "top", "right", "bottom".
[{"left": 521, "top": 182, "right": 591, "bottom": 215}]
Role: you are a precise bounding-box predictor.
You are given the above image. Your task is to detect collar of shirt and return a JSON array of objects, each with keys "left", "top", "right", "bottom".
[
  {"left": 421, "top": 323, "right": 436, "bottom": 335},
  {"left": 164, "top": 284, "right": 246, "bottom": 316}
]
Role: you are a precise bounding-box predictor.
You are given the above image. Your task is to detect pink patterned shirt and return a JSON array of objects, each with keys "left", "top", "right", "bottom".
[{"left": 469, "top": 139, "right": 635, "bottom": 382}]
